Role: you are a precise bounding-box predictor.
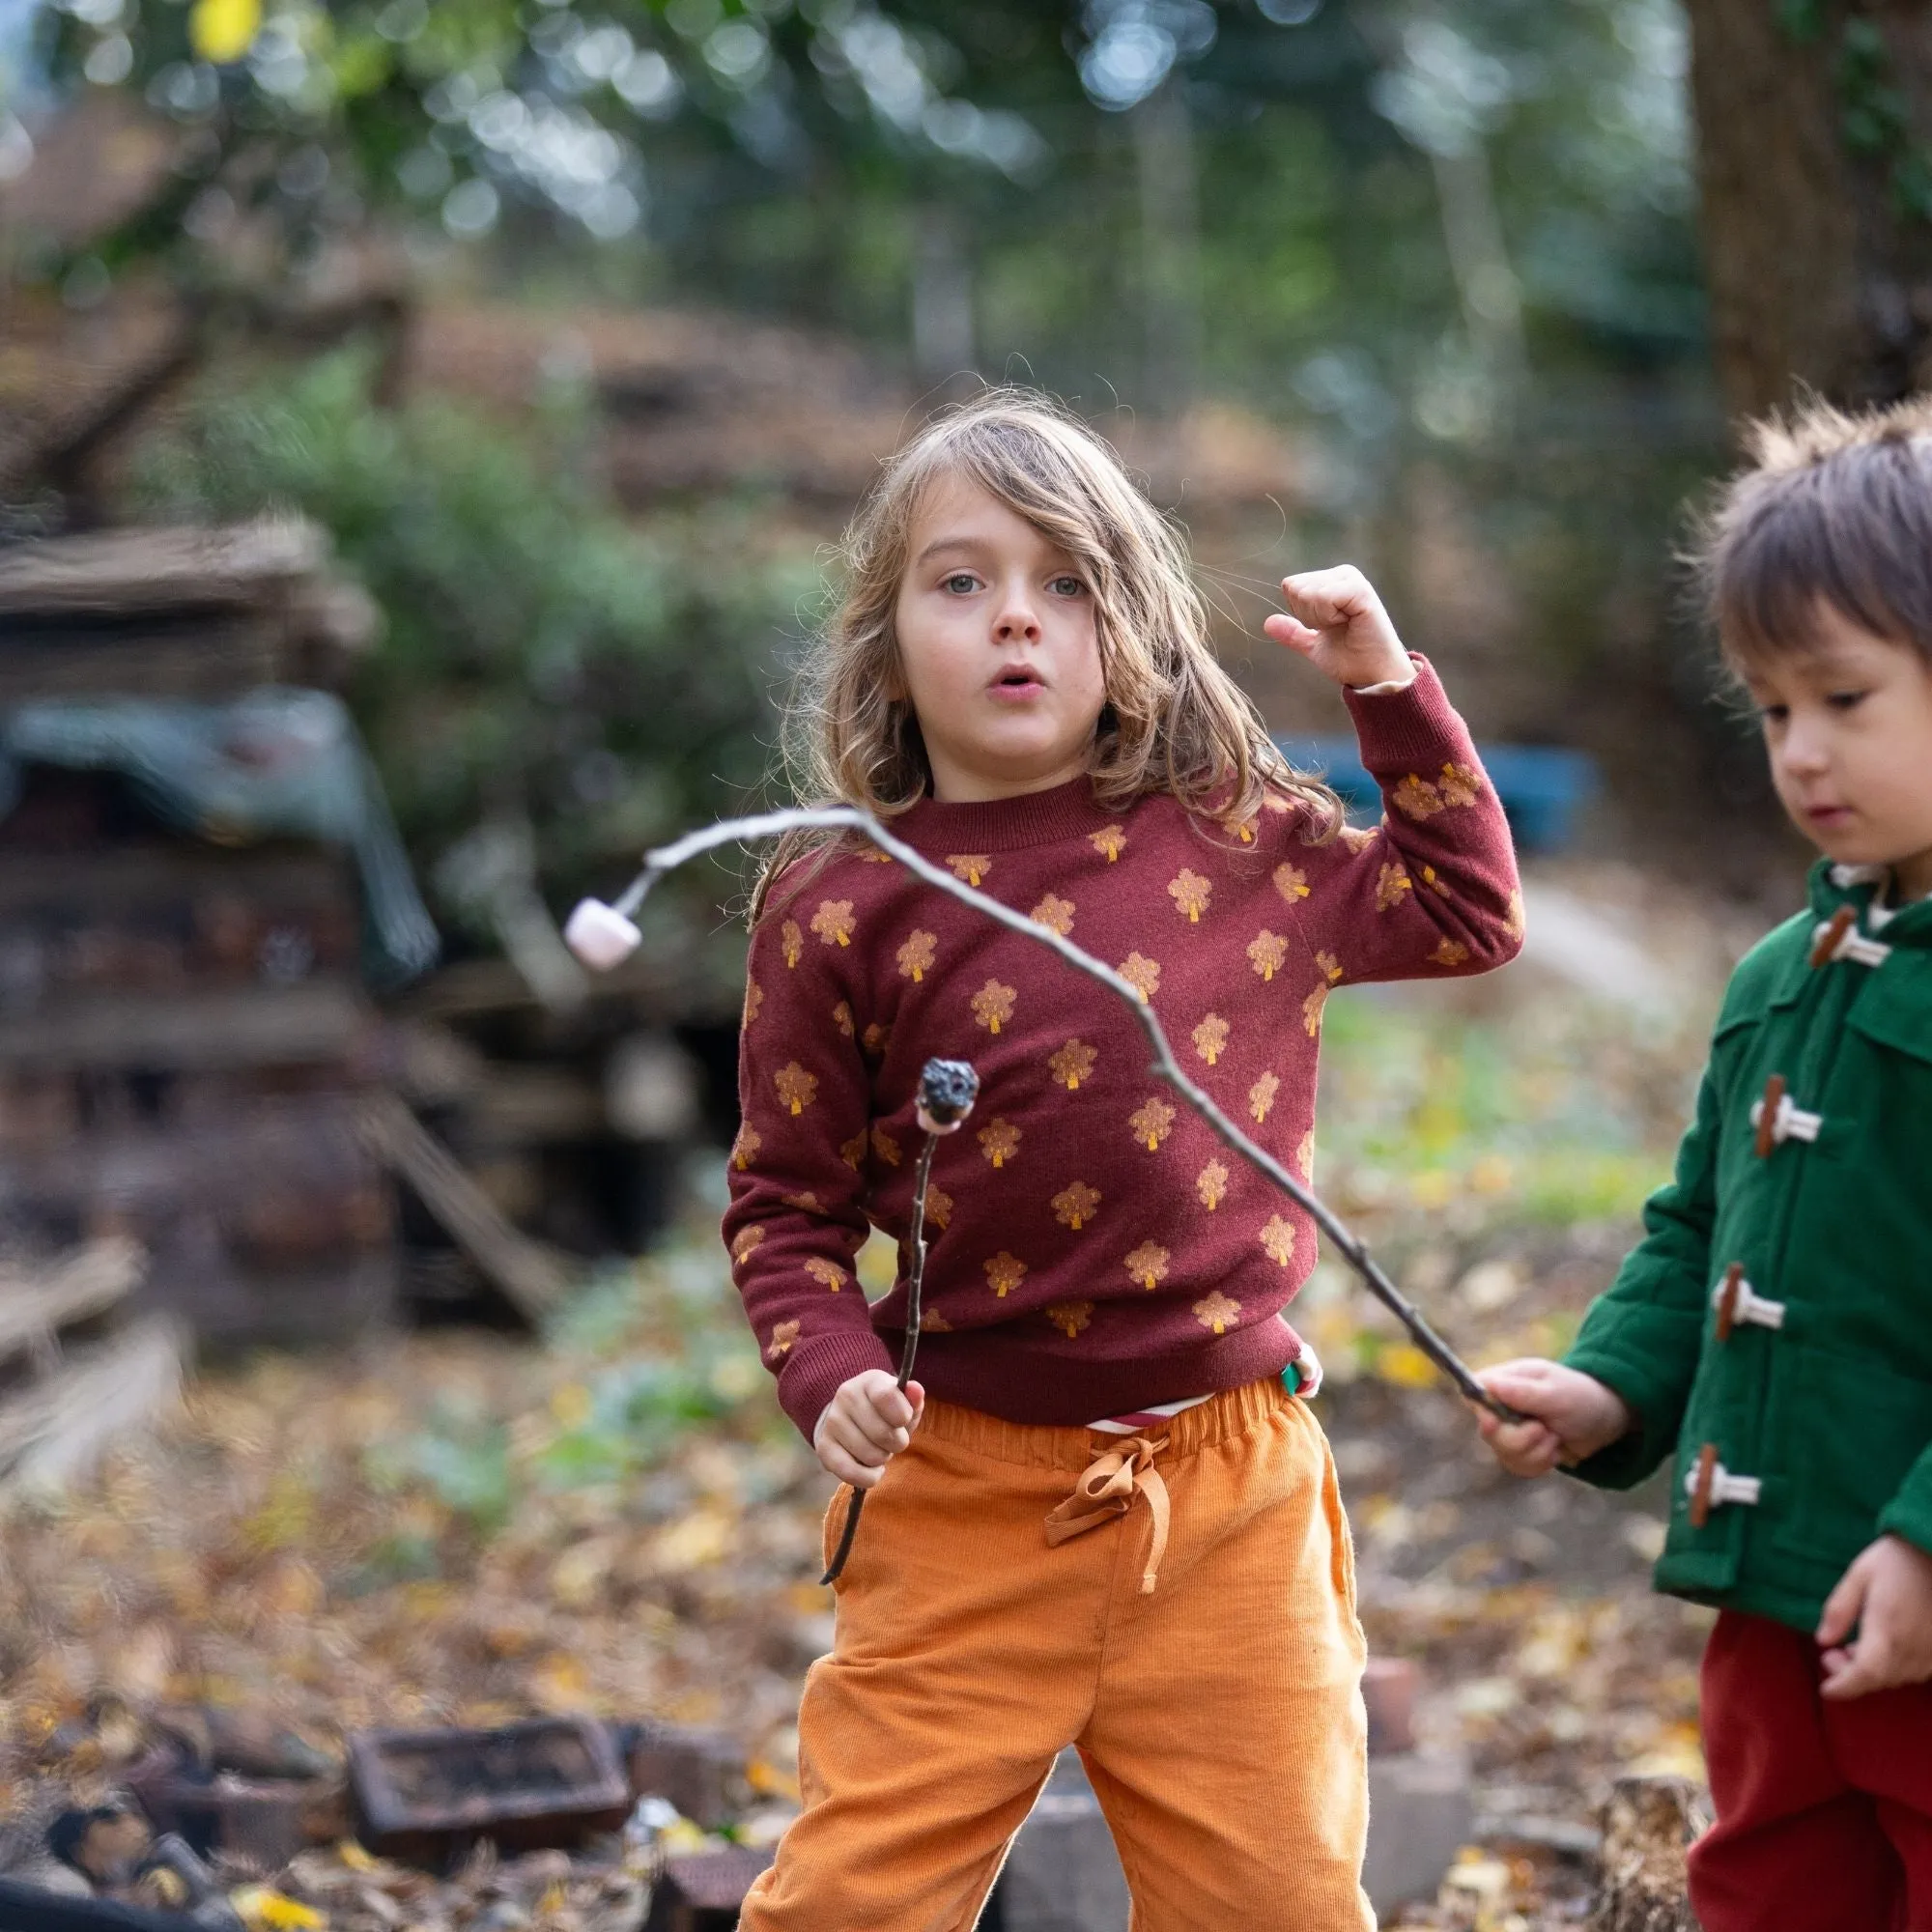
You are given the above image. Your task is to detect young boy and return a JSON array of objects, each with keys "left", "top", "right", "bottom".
[{"left": 1477, "top": 397, "right": 1932, "bottom": 1932}]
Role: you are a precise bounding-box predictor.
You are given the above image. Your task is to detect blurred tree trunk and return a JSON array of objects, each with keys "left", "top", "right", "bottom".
[
  {"left": 1133, "top": 84, "right": 1202, "bottom": 416},
  {"left": 1684, "top": 0, "right": 1932, "bottom": 418}
]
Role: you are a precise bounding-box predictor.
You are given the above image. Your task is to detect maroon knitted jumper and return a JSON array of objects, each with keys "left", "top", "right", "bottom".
[{"left": 724, "top": 658, "right": 1522, "bottom": 1442}]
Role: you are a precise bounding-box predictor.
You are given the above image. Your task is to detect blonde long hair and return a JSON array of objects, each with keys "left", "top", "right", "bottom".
[{"left": 752, "top": 389, "right": 1339, "bottom": 921}]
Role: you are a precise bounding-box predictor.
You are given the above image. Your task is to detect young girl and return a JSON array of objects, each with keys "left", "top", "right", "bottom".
[{"left": 724, "top": 390, "right": 1521, "bottom": 1929}]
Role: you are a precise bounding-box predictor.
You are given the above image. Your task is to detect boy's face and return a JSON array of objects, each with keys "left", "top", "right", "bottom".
[
  {"left": 1743, "top": 604, "right": 1932, "bottom": 898},
  {"left": 893, "top": 472, "right": 1107, "bottom": 804}
]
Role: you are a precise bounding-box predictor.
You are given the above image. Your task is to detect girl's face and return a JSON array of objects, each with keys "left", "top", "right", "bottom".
[
  {"left": 893, "top": 471, "right": 1107, "bottom": 803},
  {"left": 1743, "top": 604, "right": 1932, "bottom": 898}
]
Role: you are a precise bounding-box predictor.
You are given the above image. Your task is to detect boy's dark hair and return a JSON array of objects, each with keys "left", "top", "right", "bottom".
[{"left": 1696, "top": 394, "right": 1932, "bottom": 668}]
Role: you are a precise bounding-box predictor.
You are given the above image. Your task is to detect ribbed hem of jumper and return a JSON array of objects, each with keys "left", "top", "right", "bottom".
[
  {"left": 1343, "top": 654, "right": 1472, "bottom": 774},
  {"left": 890, "top": 773, "right": 1117, "bottom": 854}
]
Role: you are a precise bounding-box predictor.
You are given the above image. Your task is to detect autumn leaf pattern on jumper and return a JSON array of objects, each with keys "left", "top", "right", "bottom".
[
  {"left": 1392, "top": 774, "right": 1444, "bottom": 820},
  {"left": 1125, "top": 1241, "right": 1171, "bottom": 1290},
  {"left": 871, "top": 1125, "right": 901, "bottom": 1167},
  {"left": 1052, "top": 1180, "right": 1101, "bottom": 1231},
  {"left": 1420, "top": 865, "right": 1452, "bottom": 898},
  {"left": 896, "top": 930, "right": 937, "bottom": 981},
  {"left": 1273, "top": 863, "right": 1310, "bottom": 903},
  {"left": 984, "top": 1251, "right": 1028, "bottom": 1298},
  {"left": 1045, "top": 1300, "right": 1094, "bottom": 1339},
  {"left": 1293, "top": 1130, "right": 1315, "bottom": 1181},
  {"left": 805, "top": 1258, "right": 848, "bottom": 1293},
  {"left": 1192, "top": 1013, "right": 1230, "bottom": 1066},
  {"left": 730, "top": 1225, "right": 765, "bottom": 1263},
  {"left": 862, "top": 1022, "right": 892, "bottom": 1058},
  {"left": 920, "top": 1308, "right": 953, "bottom": 1332},
  {"left": 775, "top": 1064, "right": 817, "bottom": 1115},
  {"left": 838, "top": 1129, "right": 867, "bottom": 1172},
  {"left": 1030, "top": 894, "right": 1075, "bottom": 936},
  {"left": 781, "top": 920, "right": 804, "bottom": 968},
  {"left": 979, "top": 1118, "right": 1021, "bottom": 1168},
  {"left": 1118, "top": 952, "right": 1161, "bottom": 1001},
  {"left": 781, "top": 1190, "right": 821, "bottom": 1212},
  {"left": 1168, "top": 868, "right": 1212, "bottom": 923},
  {"left": 1248, "top": 1070, "right": 1280, "bottom": 1123},
  {"left": 1090, "top": 825, "right": 1126, "bottom": 863},
  {"left": 971, "top": 979, "right": 1016, "bottom": 1035},
  {"left": 925, "top": 1184, "right": 954, "bottom": 1231},
  {"left": 1337, "top": 823, "right": 1378, "bottom": 854},
  {"left": 1197, "top": 1158, "right": 1230, "bottom": 1209},
  {"left": 1376, "top": 862, "right": 1411, "bottom": 912},
  {"left": 1049, "top": 1038, "right": 1097, "bottom": 1091},
  {"left": 742, "top": 979, "right": 763, "bottom": 1029},
  {"left": 1194, "top": 1291, "right": 1241, "bottom": 1335},
  {"left": 1437, "top": 762, "right": 1482, "bottom": 808},
  {"left": 1129, "top": 1096, "right": 1177, "bottom": 1151},
  {"left": 766, "top": 1319, "right": 800, "bottom": 1361},
  {"left": 731, "top": 1122, "right": 762, "bottom": 1171},
  {"left": 1259, "top": 1215, "right": 1296, "bottom": 1266},
  {"left": 1303, "top": 951, "right": 1344, "bottom": 1036},
  {"left": 1248, "top": 930, "right": 1288, "bottom": 982},
  {"left": 947, "top": 854, "right": 991, "bottom": 886},
  {"left": 1431, "top": 938, "right": 1470, "bottom": 967},
  {"left": 811, "top": 899, "right": 856, "bottom": 947},
  {"left": 833, "top": 1000, "right": 855, "bottom": 1037},
  {"left": 1507, "top": 889, "right": 1526, "bottom": 940}
]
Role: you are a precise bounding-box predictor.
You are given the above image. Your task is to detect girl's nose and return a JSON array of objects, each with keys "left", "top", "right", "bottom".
[{"left": 992, "top": 587, "right": 1041, "bottom": 642}]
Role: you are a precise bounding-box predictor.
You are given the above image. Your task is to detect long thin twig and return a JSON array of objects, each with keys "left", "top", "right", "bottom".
[{"left": 621, "top": 806, "right": 1525, "bottom": 1423}]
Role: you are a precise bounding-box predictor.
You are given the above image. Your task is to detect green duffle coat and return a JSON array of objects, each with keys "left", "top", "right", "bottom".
[{"left": 1562, "top": 860, "right": 1932, "bottom": 1634}]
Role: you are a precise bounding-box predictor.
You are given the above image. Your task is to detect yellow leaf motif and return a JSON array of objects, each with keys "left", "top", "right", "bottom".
[
  {"left": 765, "top": 1319, "right": 800, "bottom": 1362},
  {"left": 1507, "top": 889, "right": 1527, "bottom": 940},
  {"left": 921, "top": 1308, "right": 953, "bottom": 1332},
  {"left": 1273, "top": 863, "right": 1310, "bottom": 903},
  {"left": 1118, "top": 952, "right": 1162, "bottom": 1002},
  {"left": 1438, "top": 762, "right": 1482, "bottom": 808},
  {"left": 1302, "top": 982, "right": 1331, "bottom": 1037},
  {"left": 1316, "top": 950, "right": 1344, "bottom": 982},
  {"left": 1169, "top": 868, "right": 1212, "bottom": 923},
  {"left": 1045, "top": 1300, "right": 1094, "bottom": 1339},
  {"left": 971, "top": 979, "right": 1016, "bottom": 1035},
  {"left": 731, "top": 1122, "right": 762, "bottom": 1171},
  {"left": 1129, "top": 1096, "right": 1177, "bottom": 1151},
  {"left": 1259, "top": 1215, "right": 1296, "bottom": 1266},
  {"left": 1124, "top": 1241, "right": 1170, "bottom": 1290},
  {"left": 833, "top": 1000, "right": 855, "bottom": 1037},
  {"left": 1090, "top": 825, "right": 1127, "bottom": 863},
  {"left": 1049, "top": 1038, "right": 1097, "bottom": 1091},
  {"left": 742, "top": 979, "right": 763, "bottom": 1029},
  {"left": 781, "top": 920, "right": 804, "bottom": 968},
  {"left": 1376, "top": 862, "right": 1411, "bottom": 912},
  {"left": 839, "top": 1129, "right": 868, "bottom": 1171},
  {"left": 1247, "top": 930, "right": 1287, "bottom": 982},
  {"left": 1192, "top": 1013, "right": 1230, "bottom": 1065},
  {"left": 805, "top": 1258, "right": 848, "bottom": 1293},
  {"left": 947, "top": 854, "right": 991, "bottom": 886},
  {"left": 781, "top": 1190, "right": 821, "bottom": 1211},
  {"left": 896, "top": 929, "right": 937, "bottom": 981},
  {"left": 811, "top": 899, "right": 856, "bottom": 947},
  {"left": 1030, "top": 894, "right": 1076, "bottom": 936},
  {"left": 1420, "top": 865, "right": 1452, "bottom": 898},
  {"left": 1431, "top": 937, "right": 1470, "bottom": 967},
  {"left": 190, "top": 0, "right": 260, "bottom": 63},
  {"left": 979, "top": 1118, "right": 1021, "bottom": 1168},
  {"left": 1294, "top": 1130, "right": 1315, "bottom": 1181},
  {"left": 1230, "top": 813, "right": 1258, "bottom": 844},
  {"left": 1052, "top": 1180, "right": 1101, "bottom": 1231},
  {"left": 1193, "top": 1291, "right": 1241, "bottom": 1335},
  {"left": 1248, "top": 1070, "right": 1280, "bottom": 1123},
  {"left": 1393, "top": 774, "right": 1445, "bottom": 821},
  {"left": 1338, "top": 823, "right": 1378, "bottom": 853},
  {"left": 863, "top": 1021, "right": 893, "bottom": 1058},
  {"left": 730, "top": 1225, "right": 764, "bottom": 1263},
  {"left": 871, "top": 1125, "right": 901, "bottom": 1167},
  {"left": 926, "top": 1184, "right": 954, "bottom": 1230},
  {"left": 1196, "top": 1158, "right": 1229, "bottom": 1210},
  {"left": 984, "top": 1251, "right": 1028, "bottom": 1298},
  {"left": 774, "top": 1063, "right": 817, "bottom": 1115},
  {"left": 857, "top": 846, "right": 895, "bottom": 863}
]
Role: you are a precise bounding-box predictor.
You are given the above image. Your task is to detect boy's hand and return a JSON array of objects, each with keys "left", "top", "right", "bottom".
[
  {"left": 1817, "top": 1534, "right": 1932, "bottom": 1698},
  {"left": 813, "top": 1371, "right": 924, "bottom": 1489},
  {"left": 1472, "top": 1359, "right": 1634, "bottom": 1477},
  {"left": 1264, "top": 566, "right": 1415, "bottom": 691}
]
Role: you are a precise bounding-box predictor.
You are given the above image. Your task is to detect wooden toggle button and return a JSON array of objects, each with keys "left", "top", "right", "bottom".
[
  {"left": 1715, "top": 1264, "right": 1744, "bottom": 1342},
  {"left": 1689, "top": 1443, "right": 1719, "bottom": 1529},
  {"left": 1752, "top": 1074, "right": 1786, "bottom": 1159},
  {"left": 1808, "top": 905, "right": 1857, "bottom": 969}
]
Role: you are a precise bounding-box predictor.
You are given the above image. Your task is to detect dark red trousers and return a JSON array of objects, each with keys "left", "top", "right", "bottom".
[{"left": 1690, "top": 1608, "right": 1932, "bottom": 1931}]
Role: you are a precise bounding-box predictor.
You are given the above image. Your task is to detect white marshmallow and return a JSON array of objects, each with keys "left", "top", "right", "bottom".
[{"left": 564, "top": 898, "right": 642, "bottom": 971}]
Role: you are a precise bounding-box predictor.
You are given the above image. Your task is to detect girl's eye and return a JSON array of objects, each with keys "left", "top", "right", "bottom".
[
  {"left": 1758, "top": 704, "right": 1789, "bottom": 726},
  {"left": 1048, "top": 575, "right": 1086, "bottom": 598},
  {"left": 942, "top": 573, "right": 980, "bottom": 595},
  {"left": 1827, "top": 689, "right": 1868, "bottom": 711}
]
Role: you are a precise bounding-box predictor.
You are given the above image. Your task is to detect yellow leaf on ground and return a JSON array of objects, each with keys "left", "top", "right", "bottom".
[
  {"left": 231, "top": 1887, "right": 325, "bottom": 1931},
  {"left": 189, "top": 0, "right": 260, "bottom": 63},
  {"left": 1376, "top": 1343, "right": 1439, "bottom": 1389}
]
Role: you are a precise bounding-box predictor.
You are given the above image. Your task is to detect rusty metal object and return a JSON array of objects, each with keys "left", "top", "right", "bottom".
[
  {"left": 642, "top": 1846, "right": 776, "bottom": 1932},
  {"left": 614, "top": 1721, "right": 743, "bottom": 1831}
]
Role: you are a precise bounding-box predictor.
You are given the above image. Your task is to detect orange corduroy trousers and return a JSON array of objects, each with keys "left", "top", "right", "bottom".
[{"left": 740, "top": 1378, "right": 1374, "bottom": 1932}]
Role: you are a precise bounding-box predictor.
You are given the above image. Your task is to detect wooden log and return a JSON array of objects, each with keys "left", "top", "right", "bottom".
[
  {"left": 0, "top": 618, "right": 284, "bottom": 704},
  {"left": 0, "top": 1314, "right": 185, "bottom": 1492},
  {"left": 1591, "top": 1776, "right": 1710, "bottom": 1932},
  {"left": 0, "top": 981, "right": 370, "bottom": 1072},
  {"left": 0, "top": 843, "right": 351, "bottom": 919},
  {"left": 0, "top": 1236, "right": 144, "bottom": 1370},
  {"left": 0, "top": 520, "right": 325, "bottom": 619}
]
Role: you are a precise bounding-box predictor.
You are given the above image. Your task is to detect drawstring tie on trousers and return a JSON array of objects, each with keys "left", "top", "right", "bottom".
[{"left": 1043, "top": 1434, "right": 1172, "bottom": 1594}]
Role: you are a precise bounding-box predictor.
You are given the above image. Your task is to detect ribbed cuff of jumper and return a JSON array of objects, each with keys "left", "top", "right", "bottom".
[
  {"left": 778, "top": 1327, "right": 897, "bottom": 1445},
  {"left": 1342, "top": 654, "right": 1473, "bottom": 772}
]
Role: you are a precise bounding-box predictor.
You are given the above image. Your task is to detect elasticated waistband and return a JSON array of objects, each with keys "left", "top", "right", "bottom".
[{"left": 915, "top": 1377, "right": 1293, "bottom": 1472}]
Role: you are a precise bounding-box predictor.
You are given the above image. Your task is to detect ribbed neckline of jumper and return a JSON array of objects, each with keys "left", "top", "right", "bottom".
[{"left": 892, "top": 772, "right": 1122, "bottom": 854}]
